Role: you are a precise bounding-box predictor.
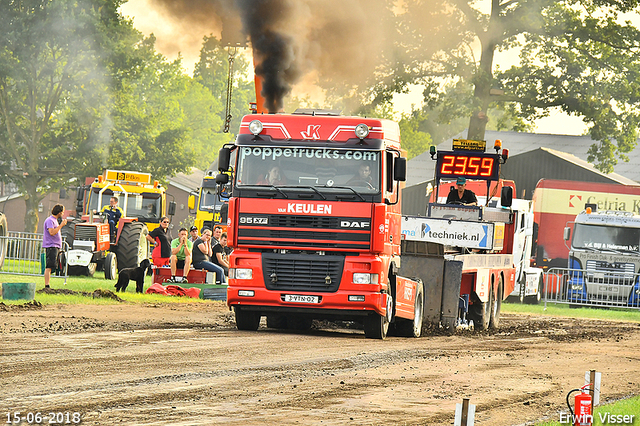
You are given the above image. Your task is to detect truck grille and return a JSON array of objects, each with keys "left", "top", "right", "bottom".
[
  {"left": 262, "top": 253, "right": 344, "bottom": 293},
  {"left": 585, "top": 260, "right": 636, "bottom": 285},
  {"left": 238, "top": 214, "right": 371, "bottom": 250}
]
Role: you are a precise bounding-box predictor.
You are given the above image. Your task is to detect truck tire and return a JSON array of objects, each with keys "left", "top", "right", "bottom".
[
  {"left": 489, "top": 277, "right": 503, "bottom": 329},
  {"left": 364, "top": 313, "right": 389, "bottom": 339},
  {"left": 394, "top": 280, "right": 424, "bottom": 338},
  {"left": 235, "top": 307, "right": 260, "bottom": 331},
  {"left": 266, "top": 314, "right": 288, "bottom": 329},
  {"left": 525, "top": 275, "right": 543, "bottom": 304},
  {"left": 0, "top": 213, "right": 7, "bottom": 269},
  {"left": 104, "top": 252, "right": 117, "bottom": 280},
  {"left": 116, "top": 222, "right": 149, "bottom": 272},
  {"left": 469, "top": 287, "right": 492, "bottom": 331}
]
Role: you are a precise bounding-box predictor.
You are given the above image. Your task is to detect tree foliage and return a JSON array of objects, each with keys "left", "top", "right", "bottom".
[{"left": 359, "top": 0, "right": 640, "bottom": 172}]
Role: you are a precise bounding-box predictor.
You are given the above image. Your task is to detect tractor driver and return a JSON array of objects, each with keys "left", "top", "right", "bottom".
[
  {"left": 446, "top": 177, "right": 478, "bottom": 206},
  {"left": 101, "top": 196, "right": 124, "bottom": 238}
]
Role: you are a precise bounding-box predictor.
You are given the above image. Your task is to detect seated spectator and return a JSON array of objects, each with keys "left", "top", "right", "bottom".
[
  {"left": 170, "top": 227, "right": 192, "bottom": 283},
  {"left": 212, "top": 232, "right": 230, "bottom": 276},
  {"left": 191, "top": 229, "right": 226, "bottom": 284},
  {"left": 189, "top": 225, "right": 199, "bottom": 243}
]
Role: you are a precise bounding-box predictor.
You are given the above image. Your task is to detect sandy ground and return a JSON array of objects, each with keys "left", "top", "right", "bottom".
[{"left": 0, "top": 300, "right": 639, "bottom": 426}]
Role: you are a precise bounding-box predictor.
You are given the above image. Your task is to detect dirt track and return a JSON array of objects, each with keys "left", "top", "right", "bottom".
[{"left": 1, "top": 301, "right": 639, "bottom": 426}]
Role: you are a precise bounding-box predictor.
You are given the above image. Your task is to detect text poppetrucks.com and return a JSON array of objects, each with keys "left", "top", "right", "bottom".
[{"left": 559, "top": 412, "right": 635, "bottom": 424}]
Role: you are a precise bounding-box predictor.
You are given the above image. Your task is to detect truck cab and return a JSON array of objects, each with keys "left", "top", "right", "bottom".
[{"left": 565, "top": 209, "right": 640, "bottom": 305}]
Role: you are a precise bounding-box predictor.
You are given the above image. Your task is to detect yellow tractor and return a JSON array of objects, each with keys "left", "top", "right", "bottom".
[{"left": 63, "top": 170, "right": 176, "bottom": 278}]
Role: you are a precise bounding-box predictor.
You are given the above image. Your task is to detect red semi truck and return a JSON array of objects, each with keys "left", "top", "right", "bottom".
[
  {"left": 216, "top": 112, "right": 425, "bottom": 339},
  {"left": 531, "top": 179, "right": 640, "bottom": 271}
]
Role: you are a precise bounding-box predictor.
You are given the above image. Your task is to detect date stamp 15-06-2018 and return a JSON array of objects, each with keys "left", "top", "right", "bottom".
[{"left": 5, "top": 412, "right": 82, "bottom": 424}]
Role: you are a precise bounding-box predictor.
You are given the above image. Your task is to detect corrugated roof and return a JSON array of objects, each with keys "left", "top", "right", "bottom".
[{"left": 169, "top": 168, "right": 205, "bottom": 193}]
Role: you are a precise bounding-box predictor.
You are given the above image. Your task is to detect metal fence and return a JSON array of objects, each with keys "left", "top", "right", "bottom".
[
  {"left": 544, "top": 267, "right": 640, "bottom": 310},
  {"left": 0, "top": 232, "right": 68, "bottom": 283}
]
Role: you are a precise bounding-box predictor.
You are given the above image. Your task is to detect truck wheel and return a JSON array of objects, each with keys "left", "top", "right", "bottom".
[
  {"left": 266, "top": 314, "right": 288, "bottom": 329},
  {"left": 0, "top": 213, "right": 7, "bottom": 269},
  {"left": 489, "top": 278, "right": 503, "bottom": 329},
  {"left": 525, "top": 275, "right": 543, "bottom": 304},
  {"left": 104, "top": 252, "right": 117, "bottom": 280},
  {"left": 469, "top": 287, "right": 492, "bottom": 331},
  {"left": 364, "top": 313, "right": 389, "bottom": 339},
  {"left": 60, "top": 219, "right": 78, "bottom": 249},
  {"left": 394, "top": 280, "right": 424, "bottom": 338},
  {"left": 286, "top": 315, "right": 313, "bottom": 331},
  {"left": 116, "top": 222, "right": 149, "bottom": 271},
  {"left": 235, "top": 307, "right": 260, "bottom": 331}
]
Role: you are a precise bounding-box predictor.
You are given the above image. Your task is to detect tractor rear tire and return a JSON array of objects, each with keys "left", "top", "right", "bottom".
[
  {"left": 60, "top": 220, "right": 78, "bottom": 249},
  {"left": 0, "top": 213, "right": 6, "bottom": 269},
  {"left": 116, "top": 222, "right": 149, "bottom": 272}
]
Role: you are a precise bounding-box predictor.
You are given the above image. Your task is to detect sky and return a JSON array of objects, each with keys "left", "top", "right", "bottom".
[{"left": 119, "top": 0, "right": 589, "bottom": 136}]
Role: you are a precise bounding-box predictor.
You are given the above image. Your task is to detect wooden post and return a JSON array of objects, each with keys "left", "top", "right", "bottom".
[{"left": 461, "top": 398, "right": 469, "bottom": 426}]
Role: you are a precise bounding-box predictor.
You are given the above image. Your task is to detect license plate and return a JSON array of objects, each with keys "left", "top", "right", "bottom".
[
  {"left": 284, "top": 294, "right": 319, "bottom": 303},
  {"left": 599, "top": 285, "right": 619, "bottom": 293}
]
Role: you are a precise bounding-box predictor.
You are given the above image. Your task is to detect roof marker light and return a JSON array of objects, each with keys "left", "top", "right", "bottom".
[
  {"left": 355, "top": 123, "right": 370, "bottom": 139},
  {"left": 249, "top": 120, "right": 263, "bottom": 135}
]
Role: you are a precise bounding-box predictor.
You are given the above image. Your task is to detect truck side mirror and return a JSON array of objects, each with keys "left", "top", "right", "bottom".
[
  {"left": 501, "top": 186, "right": 513, "bottom": 207},
  {"left": 218, "top": 147, "right": 231, "bottom": 171},
  {"left": 563, "top": 226, "right": 571, "bottom": 241},
  {"left": 215, "top": 173, "right": 229, "bottom": 185},
  {"left": 168, "top": 201, "right": 177, "bottom": 216},
  {"left": 394, "top": 157, "right": 407, "bottom": 181},
  {"left": 188, "top": 194, "right": 196, "bottom": 210}
]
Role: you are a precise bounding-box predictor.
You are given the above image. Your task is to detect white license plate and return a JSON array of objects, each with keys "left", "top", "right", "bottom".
[
  {"left": 284, "top": 294, "right": 319, "bottom": 304},
  {"left": 598, "top": 285, "right": 619, "bottom": 293}
]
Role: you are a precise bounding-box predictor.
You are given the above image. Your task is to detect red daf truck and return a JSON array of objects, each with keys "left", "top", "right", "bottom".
[{"left": 216, "top": 112, "right": 425, "bottom": 339}]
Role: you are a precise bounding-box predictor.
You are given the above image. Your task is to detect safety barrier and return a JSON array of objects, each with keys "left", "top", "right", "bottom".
[
  {"left": 544, "top": 267, "right": 640, "bottom": 310},
  {"left": 0, "top": 232, "right": 68, "bottom": 284}
]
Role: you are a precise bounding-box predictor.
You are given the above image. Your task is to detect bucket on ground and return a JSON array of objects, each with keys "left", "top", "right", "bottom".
[{"left": 2, "top": 282, "right": 37, "bottom": 300}]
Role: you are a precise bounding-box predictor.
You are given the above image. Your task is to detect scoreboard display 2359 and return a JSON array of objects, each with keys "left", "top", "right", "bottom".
[{"left": 435, "top": 151, "right": 500, "bottom": 181}]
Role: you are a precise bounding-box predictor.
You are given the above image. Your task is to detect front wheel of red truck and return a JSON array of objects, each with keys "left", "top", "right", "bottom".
[
  {"left": 364, "top": 293, "right": 392, "bottom": 339},
  {"left": 469, "top": 285, "right": 493, "bottom": 331},
  {"left": 394, "top": 280, "right": 424, "bottom": 338},
  {"left": 235, "top": 307, "right": 260, "bottom": 331}
]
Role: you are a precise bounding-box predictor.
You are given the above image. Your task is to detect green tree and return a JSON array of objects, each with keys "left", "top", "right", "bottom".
[
  {"left": 0, "top": 0, "right": 137, "bottom": 232},
  {"left": 392, "top": 0, "right": 640, "bottom": 172}
]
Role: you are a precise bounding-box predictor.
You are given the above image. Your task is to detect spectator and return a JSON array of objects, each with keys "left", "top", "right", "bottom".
[
  {"left": 212, "top": 232, "right": 230, "bottom": 276},
  {"left": 212, "top": 225, "right": 223, "bottom": 246},
  {"left": 191, "top": 229, "right": 226, "bottom": 284},
  {"left": 43, "top": 204, "right": 67, "bottom": 289},
  {"left": 189, "top": 225, "right": 199, "bottom": 243},
  {"left": 147, "top": 216, "right": 171, "bottom": 268},
  {"left": 170, "top": 227, "right": 193, "bottom": 283},
  {"left": 101, "top": 196, "right": 124, "bottom": 238}
]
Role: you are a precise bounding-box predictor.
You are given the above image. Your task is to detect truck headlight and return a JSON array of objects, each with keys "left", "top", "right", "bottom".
[
  {"left": 231, "top": 268, "right": 252, "bottom": 280},
  {"left": 353, "top": 273, "right": 378, "bottom": 284}
]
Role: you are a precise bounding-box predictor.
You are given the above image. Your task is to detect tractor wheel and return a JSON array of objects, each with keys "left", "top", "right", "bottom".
[
  {"left": 60, "top": 220, "right": 78, "bottom": 250},
  {"left": 394, "top": 280, "right": 424, "bottom": 338},
  {"left": 115, "top": 222, "right": 149, "bottom": 272},
  {"left": 489, "top": 277, "right": 504, "bottom": 329},
  {"left": 104, "top": 252, "right": 117, "bottom": 280},
  {"left": 469, "top": 286, "right": 492, "bottom": 331},
  {"left": 0, "top": 213, "right": 7, "bottom": 269}
]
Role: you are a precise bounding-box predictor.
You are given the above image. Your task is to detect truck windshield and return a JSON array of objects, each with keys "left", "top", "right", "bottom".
[
  {"left": 572, "top": 223, "right": 640, "bottom": 252},
  {"left": 200, "top": 188, "right": 222, "bottom": 211},
  {"left": 235, "top": 146, "right": 380, "bottom": 193},
  {"left": 88, "top": 190, "right": 162, "bottom": 220}
]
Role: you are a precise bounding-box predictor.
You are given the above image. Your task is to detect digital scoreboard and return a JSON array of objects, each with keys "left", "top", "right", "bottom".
[{"left": 435, "top": 151, "right": 500, "bottom": 181}]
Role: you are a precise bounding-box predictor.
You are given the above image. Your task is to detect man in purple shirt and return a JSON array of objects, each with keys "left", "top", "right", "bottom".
[{"left": 43, "top": 204, "right": 67, "bottom": 288}]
